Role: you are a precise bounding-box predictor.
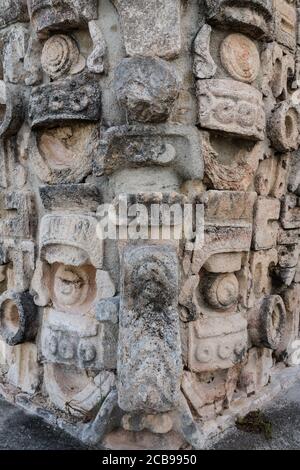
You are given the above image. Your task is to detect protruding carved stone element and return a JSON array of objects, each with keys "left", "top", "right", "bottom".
[
  {"left": 29, "top": 73, "right": 101, "bottom": 128},
  {"left": 220, "top": 34, "right": 260, "bottom": 83},
  {"left": 41, "top": 35, "right": 85, "bottom": 80},
  {"left": 193, "top": 25, "right": 217, "bottom": 79},
  {"left": 115, "top": 58, "right": 180, "bottom": 124},
  {"left": 112, "top": 0, "right": 182, "bottom": 59},
  {"left": 252, "top": 197, "right": 280, "bottom": 250},
  {"left": 118, "top": 245, "right": 181, "bottom": 414},
  {"left": 248, "top": 249, "right": 278, "bottom": 307},
  {"left": 94, "top": 124, "right": 203, "bottom": 181},
  {"left": 248, "top": 295, "right": 286, "bottom": 350},
  {"left": 39, "top": 214, "right": 103, "bottom": 269},
  {"left": 268, "top": 102, "right": 300, "bottom": 152},
  {"left": 204, "top": 0, "right": 273, "bottom": 39},
  {"left": 28, "top": 0, "right": 98, "bottom": 35},
  {"left": 0, "top": 290, "right": 38, "bottom": 346},
  {"left": 87, "top": 20, "right": 106, "bottom": 74},
  {"left": 197, "top": 79, "right": 265, "bottom": 141}
]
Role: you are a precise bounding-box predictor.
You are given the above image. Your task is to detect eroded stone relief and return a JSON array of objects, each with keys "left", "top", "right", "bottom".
[{"left": 0, "top": 0, "right": 299, "bottom": 451}]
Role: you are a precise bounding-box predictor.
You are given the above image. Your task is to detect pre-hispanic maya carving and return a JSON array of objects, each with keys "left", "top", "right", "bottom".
[{"left": 0, "top": 0, "right": 299, "bottom": 451}]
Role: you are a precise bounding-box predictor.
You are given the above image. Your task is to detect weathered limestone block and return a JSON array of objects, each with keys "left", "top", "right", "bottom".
[
  {"left": 248, "top": 249, "right": 278, "bottom": 307},
  {"left": 6, "top": 343, "right": 39, "bottom": 394},
  {"left": 191, "top": 191, "right": 256, "bottom": 274},
  {"left": 118, "top": 245, "right": 182, "bottom": 414},
  {"left": 0, "top": 84, "right": 25, "bottom": 138},
  {"left": 220, "top": 33, "right": 260, "bottom": 83},
  {"left": 196, "top": 79, "right": 265, "bottom": 141},
  {"left": 239, "top": 348, "right": 273, "bottom": 395},
  {"left": 28, "top": 0, "right": 98, "bottom": 35},
  {"left": 281, "top": 193, "right": 300, "bottom": 228},
  {"left": 252, "top": 197, "right": 281, "bottom": 250},
  {"left": 204, "top": 0, "right": 273, "bottom": 39},
  {"left": 0, "top": 0, "right": 29, "bottom": 29},
  {"left": 115, "top": 58, "right": 180, "bottom": 124},
  {"left": 29, "top": 73, "right": 101, "bottom": 128},
  {"left": 276, "top": 284, "right": 300, "bottom": 359},
  {"left": 112, "top": 0, "right": 182, "bottom": 59},
  {"left": 188, "top": 313, "right": 248, "bottom": 373},
  {"left": 0, "top": 290, "right": 38, "bottom": 346},
  {"left": 273, "top": 0, "right": 297, "bottom": 51},
  {"left": 38, "top": 184, "right": 102, "bottom": 213},
  {"left": 248, "top": 295, "right": 286, "bottom": 350},
  {"left": 94, "top": 124, "right": 203, "bottom": 181},
  {"left": 0, "top": 191, "right": 35, "bottom": 240}
]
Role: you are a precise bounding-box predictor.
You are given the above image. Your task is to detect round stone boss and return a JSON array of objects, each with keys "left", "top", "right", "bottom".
[{"left": 220, "top": 33, "right": 260, "bottom": 83}]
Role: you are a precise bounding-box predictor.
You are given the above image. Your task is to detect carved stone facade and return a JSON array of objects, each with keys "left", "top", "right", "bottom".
[{"left": 0, "top": 0, "right": 300, "bottom": 451}]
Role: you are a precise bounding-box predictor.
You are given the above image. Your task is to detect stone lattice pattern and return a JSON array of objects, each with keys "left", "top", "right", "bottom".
[{"left": 0, "top": 0, "right": 299, "bottom": 450}]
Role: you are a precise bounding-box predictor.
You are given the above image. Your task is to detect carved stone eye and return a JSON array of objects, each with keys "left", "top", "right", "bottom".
[
  {"left": 214, "top": 99, "right": 235, "bottom": 124},
  {"left": 78, "top": 341, "right": 96, "bottom": 363},
  {"left": 53, "top": 265, "right": 90, "bottom": 309},
  {"left": 203, "top": 273, "right": 239, "bottom": 310}
]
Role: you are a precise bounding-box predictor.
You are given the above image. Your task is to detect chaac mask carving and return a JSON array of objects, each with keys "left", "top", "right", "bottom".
[{"left": 0, "top": 0, "right": 299, "bottom": 451}]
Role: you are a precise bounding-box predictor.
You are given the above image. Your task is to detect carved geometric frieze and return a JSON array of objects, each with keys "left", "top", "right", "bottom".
[
  {"left": 40, "top": 307, "right": 117, "bottom": 370},
  {"left": 118, "top": 244, "right": 182, "bottom": 414},
  {"left": 196, "top": 79, "right": 266, "bottom": 141},
  {"left": 111, "top": 0, "right": 182, "bottom": 59},
  {"left": 188, "top": 313, "right": 248, "bottom": 373},
  {"left": 28, "top": 73, "right": 101, "bottom": 129},
  {"left": 28, "top": 0, "right": 98, "bottom": 34}
]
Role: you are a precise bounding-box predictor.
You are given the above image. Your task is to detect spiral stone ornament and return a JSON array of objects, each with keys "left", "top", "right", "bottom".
[{"left": 41, "top": 34, "right": 85, "bottom": 80}]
